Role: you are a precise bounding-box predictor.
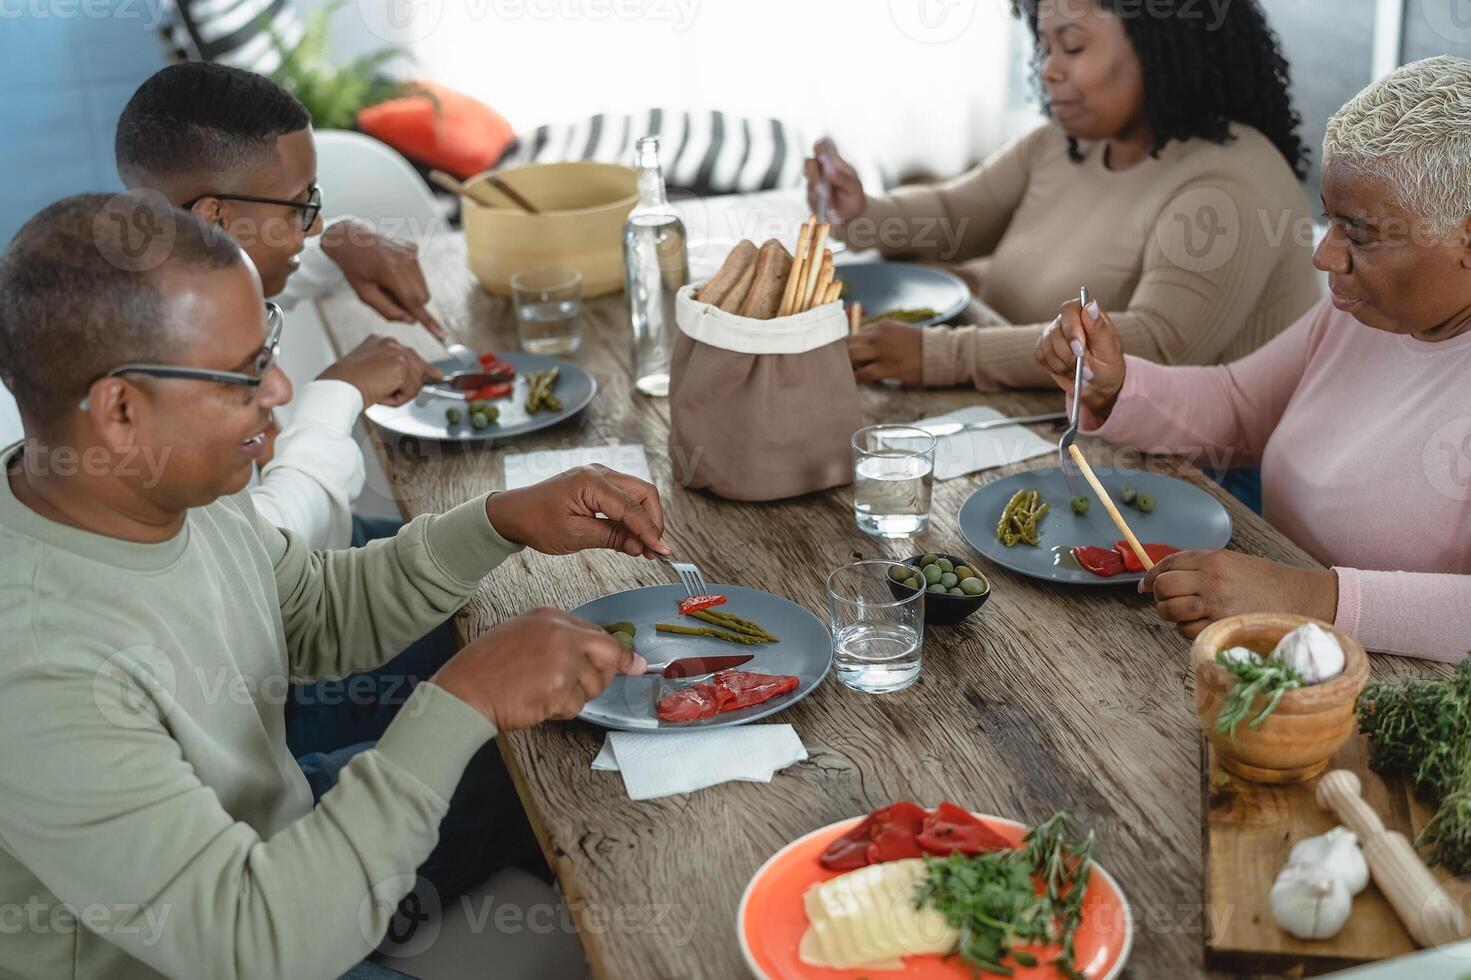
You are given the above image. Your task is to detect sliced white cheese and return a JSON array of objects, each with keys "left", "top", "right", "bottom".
[{"left": 798, "top": 859, "right": 960, "bottom": 969}]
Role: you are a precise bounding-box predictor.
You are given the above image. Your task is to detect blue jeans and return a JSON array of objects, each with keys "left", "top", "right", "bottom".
[
  {"left": 338, "top": 961, "right": 416, "bottom": 979},
  {"left": 1213, "top": 467, "right": 1263, "bottom": 515},
  {"left": 286, "top": 514, "right": 460, "bottom": 757}
]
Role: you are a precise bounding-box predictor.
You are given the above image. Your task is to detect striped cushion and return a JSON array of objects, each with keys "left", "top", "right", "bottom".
[
  {"left": 159, "top": 0, "right": 304, "bottom": 75},
  {"left": 499, "top": 109, "right": 812, "bottom": 197}
]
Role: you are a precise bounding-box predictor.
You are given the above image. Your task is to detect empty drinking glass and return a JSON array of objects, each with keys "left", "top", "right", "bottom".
[
  {"left": 511, "top": 267, "right": 582, "bottom": 354},
  {"left": 825, "top": 560, "right": 924, "bottom": 694},
  {"left": 852, "top": 425, "right": 936, "bottom": 538}
]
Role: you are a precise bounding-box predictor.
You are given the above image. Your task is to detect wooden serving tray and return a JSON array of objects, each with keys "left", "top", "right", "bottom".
[{"left": 1201, "top": 734, "right": 1471, "bottom": 975}]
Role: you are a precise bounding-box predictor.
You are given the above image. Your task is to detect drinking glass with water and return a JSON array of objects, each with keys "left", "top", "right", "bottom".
[
  {"left": 511, "top": 267, "right": 582, "bottom": 355},
  {"left": 852, "top": 425, "right": 936, "bottom": 538},
  {"left": 825, "top": 560, "right": 924, "bottom": 694}
]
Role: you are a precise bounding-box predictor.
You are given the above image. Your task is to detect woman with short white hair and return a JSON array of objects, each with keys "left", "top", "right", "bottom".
[{"left": 1033, "top": 56, "right": 1471, "bottom": 660}]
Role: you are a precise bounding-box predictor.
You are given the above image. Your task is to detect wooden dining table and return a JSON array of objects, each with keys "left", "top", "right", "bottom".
[{"left": 313, "top": 193, "right": 1440, "bottom": 980}]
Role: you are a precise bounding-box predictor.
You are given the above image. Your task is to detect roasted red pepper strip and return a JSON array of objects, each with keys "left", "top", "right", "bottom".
[
  {"left": 917, "top": 801, "right": 1012, "bottom": 855},
  {"left": 677, "top": 594, "right": 728, "bottom": 616},
  {"left": 1114, "top": 541, "right": 1181, "bottom": 574},
  {"left": 477, "top": 352, "right": 498, "bottom": 367},
  {"left": 1072, "top": 545, "right": 1125, "bottom": 577},
  {"left": 866, "top": 801, "right": 927, "bottom": 864},
  {"left": 468, "top": 381, "right": 514, "bottom": 401},
  {"left": 820, "top": 813, "right": 877, "bottom": 871}
]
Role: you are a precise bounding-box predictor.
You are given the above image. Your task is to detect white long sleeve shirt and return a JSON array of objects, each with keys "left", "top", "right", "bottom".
[
  {"left": 249, "top": 220, "right": 366, "bottom": 550},
  {"left": 251, "top": 379, "right": 365, "bottom": 550}
]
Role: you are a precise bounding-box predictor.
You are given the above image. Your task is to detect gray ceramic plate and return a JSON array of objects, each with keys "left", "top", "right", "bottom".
[
  {"left": 573, "top": 584, "right": 833, "bottom": 732},
  {"left": 958, "top": 467, "right": 1234, "bottom": 586},
  {"left": 833, "top": 262, "right": 970, "bottom": 327},
  {"left": 364, "top": 352, "right": 596, "bottom": 442}
]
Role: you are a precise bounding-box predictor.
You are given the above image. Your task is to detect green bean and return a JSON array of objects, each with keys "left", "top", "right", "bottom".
[
  {"left": 654, "top": 623, "right": 767, "bottom": 645},
  {"left": 688, "top": 610, "right": 777, "bottom": 642}
]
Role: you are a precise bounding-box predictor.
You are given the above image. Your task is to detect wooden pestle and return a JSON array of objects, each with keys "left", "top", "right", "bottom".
[{"left": 1317, "top": 770, "right": 1471, "bottom": 947}]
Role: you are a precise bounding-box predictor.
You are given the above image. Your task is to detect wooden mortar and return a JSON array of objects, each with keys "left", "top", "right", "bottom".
[{"left": 1193, "top": 613, "right": 1369, "bottom": 784}]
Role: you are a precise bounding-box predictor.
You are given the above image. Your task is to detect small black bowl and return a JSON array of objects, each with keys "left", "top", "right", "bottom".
[{"left": 887, "top": 553, "right": 992, "bottom": 626}]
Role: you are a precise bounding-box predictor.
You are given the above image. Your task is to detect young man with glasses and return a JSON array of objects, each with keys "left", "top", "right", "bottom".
[
  {"left": 114, "top": 62, "right": 463, "bottom": 760},
  {"left": 115, "top": 61, "right": 446, "bottom": 551},
  {"left": 0, "top": 194, "right": 667, "bottom": 980}
]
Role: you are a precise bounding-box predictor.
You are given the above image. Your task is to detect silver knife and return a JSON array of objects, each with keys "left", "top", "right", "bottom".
[{"left": 918, "top": 412, "right": 1068, "bottom": 438}]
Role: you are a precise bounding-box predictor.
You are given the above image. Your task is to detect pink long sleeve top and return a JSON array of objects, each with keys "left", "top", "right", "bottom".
[{"left": 1084, "top": 297, "right": 1471, "bottom": 662}]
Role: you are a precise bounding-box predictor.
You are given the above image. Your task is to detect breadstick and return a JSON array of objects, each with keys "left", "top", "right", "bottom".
[
  {"left": 849, "top": 301, "right": 863, "bottom": 336},
  {"left": 807, "top": 252, "right": 835, "bottom": 312},
  {"left": 779, "top": 217, "right": 816, "bottom": 317},
  {"left": 821, "top": 279, "right": 842, "bottom": 305},
  {"left": 799, "top": 224, "right": 831, "bottom": 310}
]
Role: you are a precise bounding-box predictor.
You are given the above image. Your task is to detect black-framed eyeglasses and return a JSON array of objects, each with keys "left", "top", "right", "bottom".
[
  {"left": 184, "top": 185, "right": 323, "bottom": 232},
  {"left": 78, "top": 303, "right": 285, "bottom": 411}
]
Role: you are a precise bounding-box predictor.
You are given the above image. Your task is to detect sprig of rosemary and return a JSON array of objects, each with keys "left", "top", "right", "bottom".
[
  {"left": 913, "top": 811, "right": 1095, "bottom": 978},
  {"left": 1214, "top": 650, "right": 1306, "bottom": 739},
  {"left": 1359, "top": 657, "right": 1471, "bottom": 873}
]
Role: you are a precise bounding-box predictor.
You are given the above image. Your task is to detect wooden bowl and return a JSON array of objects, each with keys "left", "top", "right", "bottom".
[
  {"left": 1192, "top": 613, "right": 1368, "bottom": 784},
  {"left": 462, "top": 161, "right": 637, "bottom": 299}
]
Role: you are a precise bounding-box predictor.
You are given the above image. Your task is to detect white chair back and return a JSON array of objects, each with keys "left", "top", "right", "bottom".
[{"left": 314, "top": 129, "right": 446, "bottom": 242}]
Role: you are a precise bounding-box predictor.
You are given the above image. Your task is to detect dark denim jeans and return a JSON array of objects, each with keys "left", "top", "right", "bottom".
[{"left": 1213, "top": 467, "right": 1263, "bottom": 514}]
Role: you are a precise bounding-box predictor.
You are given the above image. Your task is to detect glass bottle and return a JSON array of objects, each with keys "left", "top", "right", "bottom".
[{"left": 622, "top": 136, "right": 688, "bottom": 397}]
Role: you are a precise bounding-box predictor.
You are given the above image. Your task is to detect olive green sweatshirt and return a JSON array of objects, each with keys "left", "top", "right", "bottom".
[{"left": 0, "top": 443, "right": 519, "bottom": 980}]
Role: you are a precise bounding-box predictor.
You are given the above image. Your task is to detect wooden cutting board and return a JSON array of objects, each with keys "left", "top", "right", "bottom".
[{"left": 1201, "top": 734, "right": 1471, "bottom": 975}]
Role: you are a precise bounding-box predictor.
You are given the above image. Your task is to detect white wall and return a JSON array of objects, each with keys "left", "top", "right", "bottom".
[{"left": 314, "top": 0, "right": 1036, "bottom": 179}]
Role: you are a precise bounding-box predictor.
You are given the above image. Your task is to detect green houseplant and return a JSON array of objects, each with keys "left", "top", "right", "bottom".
[{"left": 267, "top": 0, "right": 415, "bottom": 130}]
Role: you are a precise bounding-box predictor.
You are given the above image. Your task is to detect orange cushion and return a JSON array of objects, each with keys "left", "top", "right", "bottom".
[{"left": 357, "top": 81, "right": 514, "bottom": 180}]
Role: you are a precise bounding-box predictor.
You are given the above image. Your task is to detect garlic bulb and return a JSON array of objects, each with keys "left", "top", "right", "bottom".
[
  {"left": 1270, "top": 623, "right": 1344, "bottom": 684},
  {"left": 1219, "top": 646, "right": 1261, "bottom": 665},
  {"left": 1270, "top": 863, "right": 1352, "bottom": 939},
  {"left": 1288, "top": 827, "right": 1368, "bottom": 895}
]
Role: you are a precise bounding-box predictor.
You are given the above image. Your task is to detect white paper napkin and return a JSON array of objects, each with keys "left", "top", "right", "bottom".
[
  {"left": 503, "top": 445, "right": 653, "bottom": 491},
  {"left": 921, "top": 406, "right": 1056, "bottom": 481},
  {"left": 592, "top": 725, "right": 807, "bottom": 801}
]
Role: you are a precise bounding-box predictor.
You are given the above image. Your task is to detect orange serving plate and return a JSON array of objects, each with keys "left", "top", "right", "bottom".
[{"left": 738, "top": 813, "right": 1133, "bottom": 979}]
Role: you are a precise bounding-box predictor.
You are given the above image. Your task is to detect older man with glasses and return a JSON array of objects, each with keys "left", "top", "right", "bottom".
[{"left": 0, "top": 193, "right": 667, "bottom": 980}]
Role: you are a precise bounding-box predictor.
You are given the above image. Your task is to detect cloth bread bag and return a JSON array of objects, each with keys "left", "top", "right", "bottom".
[{"left": 669, "top": 282, "right": 863, "bottom": 501}]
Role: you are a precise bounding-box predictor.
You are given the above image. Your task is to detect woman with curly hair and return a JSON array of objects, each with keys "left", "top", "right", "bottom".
[{"left": 809, "top": 0, "right": 1322, "bottom": 391}]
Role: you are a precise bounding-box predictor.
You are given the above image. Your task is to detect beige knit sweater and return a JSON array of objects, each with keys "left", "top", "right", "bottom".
[{"left": 843, "top": 122, "right": 1323, "bottom": 390}]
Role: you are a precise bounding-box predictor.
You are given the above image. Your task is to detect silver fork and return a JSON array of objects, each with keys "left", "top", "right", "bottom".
[
  {"left": 443, "top": 341, "right": 480, "bottom": 371},
  {"left": 660, "top": 557, "right": 710, "bottom": 597},
  {"left": 1058, "top": 285, "right": 1090, "bottom": 498}
]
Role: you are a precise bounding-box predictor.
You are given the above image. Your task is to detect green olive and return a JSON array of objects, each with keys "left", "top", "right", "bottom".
[
  {"left": 954, "top": 565, "right": 974, "bottom": 580},
  {"left": 927, "top": 583, "right": 947, "bottom": 594},
  {"left": 947, "top": 587, "right": 965, "bottom": 596},
  {"left": 611, "top": 631, "right": 635, "bottom": 649},
  {"left": 483, "top": 405, "right": 500, "bottom": 422},
  {"left": 444, "top": 407, "right": 463, "bottom": 425},
  {"left": 939, "top": 572, "right": 959, "bottom": 589},
  {"left": 470, "top": 411, "right": 490, "bottom": 430},
  {"left": 1120, "top": 486, "right": 1138, "bottom": 505},
  {"left": 960, "top": 577, "right": 986, "bottom": 596},
  {"left": 919, "top": 554, "right": 939, "bottom": 568},
  {"left": 903, "top": 577, "right": 922, "bottom": 591},
  {"left": 936, "top": 558, "right": 954, "bottom": 573},
  {"left": 923, "top": 564, "right": 943, "bottom": 585},
  {"left": 888, "top": 565, "right": 910, "bottom": 583},
  {"left": 1071, "top": 495, "right": 1090, "bottom": 515},
  {"left": 468, "top": 400, "right": 488, "bottom": 414},
  {"left": 1137, "top": 493, "right": 1156, "bottom": 513}
]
